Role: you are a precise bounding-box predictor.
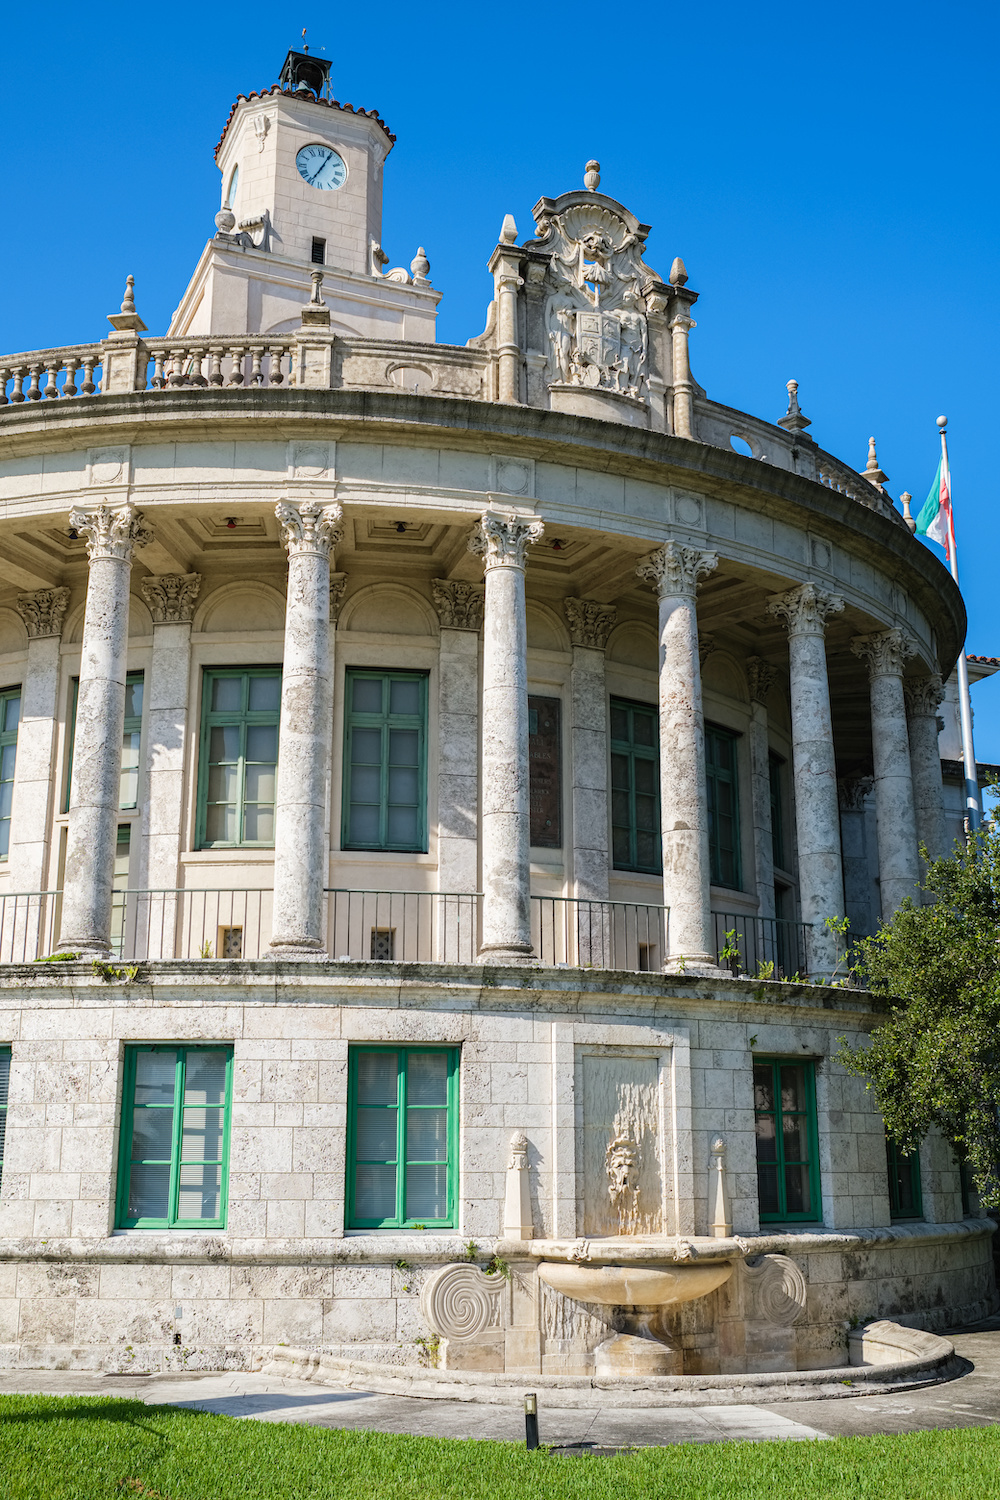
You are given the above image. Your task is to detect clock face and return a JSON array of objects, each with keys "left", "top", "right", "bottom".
[{"left": 295, "top": 143, "right": 347, "bottom": 190}]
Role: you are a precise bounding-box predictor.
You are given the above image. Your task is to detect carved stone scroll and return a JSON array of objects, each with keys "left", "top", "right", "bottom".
[
  {"left": 419, "top": 1264, "right": 507, "bottom": 1342},
  {"left": 744, "top": 1253, "right": 808, "bottom": 1325}
]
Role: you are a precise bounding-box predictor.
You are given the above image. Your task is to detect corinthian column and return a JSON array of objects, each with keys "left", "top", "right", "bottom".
[
  {"left": 767, "top": 584, "right": 845, "bottom": 977},
  {"left": 852, "top": 629, "right": 919, "bottom": 919},
  {"left": 904, "top": 674, "right": 947, "bottom": 874},
  {"left": 636, "top": 541, "right": 718, "bottom": 972},
  {"left": 269, "top": 500, "right": 343, "bottom": 959},
  {"left": 432, "top": 580, "right": 484, "bottom": 961},
  {"left": 469, "top": 511, "right": 544, "bottom": 960},
  {"left": 8, "top": 588, "right": 70, "bottom": 897},
  {"left": 565, "top": 598, "right": 617, "bottom": 966},
  {"left": 57, "top": 504, "right": 152, "bottom": 955}
]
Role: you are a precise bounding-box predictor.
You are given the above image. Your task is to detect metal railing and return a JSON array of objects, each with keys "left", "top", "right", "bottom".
[
  {"left": 108, "top": 888, "right": 273, "bottom": 960},
  {"left": 711, "top": 911, "right": 810, "bottom": 980},
  {"left": 325, "top": 888, "right": 480, "bottom": 964},
  {"left": 0, "top": 891, "right": 60, "bottom": 962},
  {"left": 531, "top": 896, "right": 668, "bottom": 972}
]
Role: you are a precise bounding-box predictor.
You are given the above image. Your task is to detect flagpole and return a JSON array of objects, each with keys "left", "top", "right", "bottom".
[{"left": 938, "top": 415, "right": 982, "bottom": 833}]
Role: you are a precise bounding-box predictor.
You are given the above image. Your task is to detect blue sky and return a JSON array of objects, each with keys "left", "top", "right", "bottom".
[{"left": 1, "top": 2, "right": 997, "bottom": 761}]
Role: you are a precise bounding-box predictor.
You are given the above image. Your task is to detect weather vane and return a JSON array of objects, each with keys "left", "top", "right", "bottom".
[{"left": 301, "top": 27, "right": 308, "bottom": 52}]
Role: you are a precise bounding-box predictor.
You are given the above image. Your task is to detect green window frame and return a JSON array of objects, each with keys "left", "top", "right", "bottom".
[
  {"left": 706, "top": 723, "right": 742, "bottom": 889},
  {"left": 64, "top": 672, "right": 143, "bottom": 814},
  {"left": 341, "top": 670, "right": 428, "bottom": 852},
  {"left": 769, "top": 752, "right": 786, "bottom": 871},
  {"left": 753, "top": 1057, "right": 821, "bottom": 1222},
  {"left": 196, "top": 668, "right": 281, "bottom": 848},
  {"left": 886, "top": 1137, "right": 923, "bottom": 1220},
  {"left": 0, "top": 1047, "right": 10, "bottom": 1190},
  {"left": 346, "top": 1046, "right": 458, "bottom": 1229},
  {"left": 610, "top": 697, "right": 661, "bottom": 874},
  {"left": 0, "top": 689, "right": 20, "bottom": 860},
  {"left": 115, "top": 1045, "right": 233, "bottom": 1229}
]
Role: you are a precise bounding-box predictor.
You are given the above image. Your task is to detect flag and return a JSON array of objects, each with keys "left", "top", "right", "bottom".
[{"left": 916, "top": 456, "right": 955, "bottom": 561}]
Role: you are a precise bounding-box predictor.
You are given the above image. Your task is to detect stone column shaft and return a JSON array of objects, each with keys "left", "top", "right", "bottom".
[
  {"left": 432, "top": 581, "right": 483, "bottom": 962},
  {"left": 904, "top": 674, "right": 947, "bottom": 873},
  {"left": 853, "top": 630, "right": 920, "bottom": 919},
  {"left": 470, "top": 512, "right": 544, "bottom": 960},
  {"left": 565, "top": 599, "right": 617, "bottom": 967},
  {"left": 746, "top": 657, "right": 777, "bottom": 921},
  {"left": 637, "top": 542, "right": 719, "bottom": 971},
  {"left": 269, "top": 501, "right": 343, "bottom": 957},
  {"left": 838, "top": 775, "right": 875, "bottom": 939},
  {"left": 58, "top": 505, "right": 152, "bottom": 955},
  {"left": 8, "top": 589, "right": 70, "bottom": 896},
  {"left": 768, "top": 584, "right": 845, "bottom": 977}
]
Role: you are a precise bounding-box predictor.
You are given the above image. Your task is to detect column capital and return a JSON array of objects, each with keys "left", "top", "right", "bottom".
[
  {"left": 903, "top": 672, "right": 945, "bottom": 717},
  {"left": 469, "top": 511, "right": 544, "bottom": 570},
  {"left": 140, "top": 573, "right": 202, "bottom": 624},
  {"left": 16, "top": 586, "right": 70, "bottom": 639},
  {"left": 329, "top": 573, "right": 348, "bottom": 624},
  {"left": 635, "top": 541, "right": 718, "bottom": 597},
  {"left": 838, "top": 774, "right": 874, "bottom": 813},
  {"left": 851, "top": 627, "right": 916, "bottom": 680},
  {"left": 564, "top": 597, "right": 617, "bottom": 649},
  {"left": 432, "top": 578, "right": 485, "bottom": 631},
  {"left": 746, "top": 654, "right": 778, "bottom": 704},
  {"left": 767, "top": 582, "right": 844, "bottom": 635},
  {"left": 70, "top": 502, "right": 153, "bottom": 562},
  {"left": 275, "top": 499, "right": 344, "bottom": 559},
  {"left": 698, "top": 633, "right": 716, "bottom": 668}
]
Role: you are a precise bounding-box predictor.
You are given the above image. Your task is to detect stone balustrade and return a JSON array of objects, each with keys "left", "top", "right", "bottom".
[{"left": 0, "top": 345, "right": 104, "bottom": 404}]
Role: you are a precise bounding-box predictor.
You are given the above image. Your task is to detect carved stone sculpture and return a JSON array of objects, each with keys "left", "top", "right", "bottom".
[
  {"left": 16, "top": 587, "right": 70, "bottom": 639},
  {"left": 744, "top": 1253, "right": 808, "bottom": 1325},
  {"left": 419, "top": 1263, "right": 507, "bottom": 1341},
  {"left": 432, "top": 578, "right": 485, "bottom": 631},
  {"left": 140, "top": 573, "right": 202, "bottom": 625}
]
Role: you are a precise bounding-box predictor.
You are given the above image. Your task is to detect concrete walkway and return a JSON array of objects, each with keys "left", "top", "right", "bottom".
[{"left": 2, "top": 1323, "right": 1000, "bottom": 1449}]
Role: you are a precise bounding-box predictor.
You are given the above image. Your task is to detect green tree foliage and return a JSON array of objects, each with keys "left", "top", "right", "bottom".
[{"left": 840, "top": 816, "right": 1000, "bottom": 1209}]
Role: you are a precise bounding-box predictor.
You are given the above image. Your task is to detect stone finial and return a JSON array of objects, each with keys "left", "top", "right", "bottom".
[
  {"left": 838, "top": 774, "right": 874, "bottom": 813},
  {"left": 301, "top": 270, "right": 331, "bottom": 328},
  {"left": 777, "top": 379, "right": 812, "bottom": 433},
  {"left": 432, "top": 578, "right": 485, "bottom": 631},
  {"left": 903, "top": 673, "right": 945, "bottom": 718},
  {"left": 69, "top": 503, "right": 153, "bottom": 562},
  {"left": 709, "top": 1136, "right": 732, "bottom": 1240},
  {"left": 563, "top": 597, "right": 617, "bottom": 649},
  {"left": 215, "top": 206, "right": 236, "bottom": 234},
  {"left": 767, "top": 582, "right": 844, "bottom": 636},
  {"left": 851, "top": 627, "right": 916, "bottom": 680},
  {"left": 499, "top": 214, "right": 518, "bottom": 245},
  {"left": 900, "top": 492, "right": 917, "bottom": 533},
  {"left": 669, "top": 256, "right": 689, "bottom": 287},
  {"left": 863, "top": 436, "right": 888, "bottom": 489},
  {"left": 16, "top": 586, "right": 70, "bottom": 640},
  {"left": 275, "top": 500, "right": 344, "bottom": 558},
  {"left": 107, "top": 274, "right": 147, "bottom": 334},
  {"left": 746, "top": 655, "right": 778, "bottom": 704},
  {"left": 310, "top": 270, "right": 326, "bottom": 306},
  {"left": 329, "top": 573, "right": 348, "bottom": 624},
  {"left": 469, "top": 512, "right": 544, "bottom": 570},
  {"left": 636, "top": 541, "right": 718, "bottom": 598},
  {"left": 410, "top": 247, "right": 431, "bottom": 284},
  {"left": 584, "top": 160, "right": 601, "bottom": 191},
  {"left": 121, "top": 276, "right": 136, "bottom": 315},
  {"left": 140, "top": 573, "right": 202, "bottom": 625}
]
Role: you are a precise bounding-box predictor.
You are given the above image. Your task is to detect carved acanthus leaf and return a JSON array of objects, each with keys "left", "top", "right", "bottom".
[
  {"left": 508, "top": 1130, "right": 529, "bottom": 1169},
  {"left": 746, "top": 655, "right": 778, "bottom": 704},
  {"left": 838, "top": 775, "right": 874, "bottom": 813},
  {"left": 70, "top": 503, "right": 153, "bottom": 562},
  {"left": 469, "top": 512, "right": 544, "bottom": 570},
  {"left": 698, "top": 633, "right": 716, "bottom": 668},
  {"left": 767, "top": 583, "right": 845, "bottom": 636},
  {"left": 16, "top": 587, "right": 70, "bottom": 639},
  {"left": 636, "top": 542, "right": 718, "bottom": 598},
  {"left": 851, "top": 628, "right": 916, "bottom": 680},
  {"left": 432, "top": 579, "right": 485, "bottom": 631},
  {"left": 903, "top": 672, "right": 945, "bottom": 718},
  {"left": 275, "top": 500, "right": 344, "bottom": 558},
  {"left": 140, "top": 573, "right": 202, "bottom": 625},
  {"left": 329, "top": 573, "right": 348, "bottom": 624},
  {"left": 564, "top": 597, "right": 617, "bottom": 649}
]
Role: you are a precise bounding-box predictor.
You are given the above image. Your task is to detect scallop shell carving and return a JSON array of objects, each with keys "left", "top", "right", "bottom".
[
  {"left": 419, "top": 1263, "right": 507, "bottom": 1341},
  {"left": 744, "top": 1253, "right": 808, "bottom": 1325}
]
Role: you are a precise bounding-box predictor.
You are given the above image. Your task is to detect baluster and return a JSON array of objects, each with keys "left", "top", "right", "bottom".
[
  {"left": 227, "top": 345, "right": 247, "bottom": 386},
  {"left": 0, "top": 368, "right": 9, "bottom": 406},
  {"left": 80, "top": 358, "right": 97, "bottom": 395},
  {"left": 44, "top": 360, "right": 61, "bottom": 398},
  {"left": 208, "top": 346, "right": 224, "bottom": 386},
  {"left": 269, "top": 344, "right": 287, "bottom": 385},
  {"left": 63, "top": 358, "right": 79, "bottom": 397},
  {"left": 10, "top": 367, "right": 27, "bottom": 403},
  {"left": 150, "top": 348, "right": 167, "bottom": 389},
  {"left": 249, "top": 346, "right": 264, "bottom": 386},
  {"left": 168, "top": 348, "right": 187, "bottom": 387},
  {"left": 188, "top": 346, "right": 207, "bottom": 387},
  {"left": 26, "top": 364, "right": 43, "bottom": 401}
]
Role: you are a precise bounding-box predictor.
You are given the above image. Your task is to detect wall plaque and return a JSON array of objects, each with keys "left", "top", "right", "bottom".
[{"left": 528, "top": 695, "right": 562, "bottom": 848}]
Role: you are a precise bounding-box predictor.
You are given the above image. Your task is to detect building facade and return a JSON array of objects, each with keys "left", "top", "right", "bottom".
[{"left": 0, "top": 51, "right": 992, "bottom": 1386}]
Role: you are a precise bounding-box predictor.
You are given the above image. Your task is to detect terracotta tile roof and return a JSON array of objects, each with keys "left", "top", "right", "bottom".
[
  {"left": 968, "top": 654, "right": 1000, "bottom": 667},
  {"left": 214, "top": 86, "right": 395, "bottom": 161}
]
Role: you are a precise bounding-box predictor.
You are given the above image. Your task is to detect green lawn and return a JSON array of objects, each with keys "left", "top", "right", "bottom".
[{"left": 1, "top": 1393, "right": 998, "bottom": 1500}]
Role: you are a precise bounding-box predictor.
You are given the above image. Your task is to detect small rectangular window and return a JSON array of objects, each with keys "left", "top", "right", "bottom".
[
  {"left": 342, "top": 670, "right": 428, "bottom": 852},
  {"left": 197, "top": 669, "right": 281, "bottom": 848},
  {"left": 754, "top": 1057, "right": 821, "bottom": 1222},
  {"left": 706, "top": 724, "right": 742, "bottom": 889},
  {"left": 311, "top": 237, "right": 326, "bottom": 265},
  {"left": 65, "top": 673, "right": 143, "bottom": 814},
  {"left": 610, "top": 698, "right": 661, "bottom": 874},
  {"left": 116, "top": 1045, "right": 233, "bottom": 1229},
  {"left": 0, "top": 1047, "right": 10, "bottom": 1190},
  {"left": 886, "top": 1137, "right": 923, "bottom": 1220},
  {"left": 769, "top": 752, "right": 785, "bottom": 871},
  {"left": 347, "top": 1047, "right": 458, "bottom": 1229},
  {"left": 0, "top": 690, "right": 20, "bottom": 860}
]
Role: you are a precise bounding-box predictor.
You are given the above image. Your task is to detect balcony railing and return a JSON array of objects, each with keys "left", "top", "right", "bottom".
[
  {"left": 531, "top": 896, "right": 668, "bottom": 971},
  {"left": 326, "top": 888, "right": 480, "bottom": 965},
  {"left": 711, "top": 910, "right": 810, "bottom": 980}
]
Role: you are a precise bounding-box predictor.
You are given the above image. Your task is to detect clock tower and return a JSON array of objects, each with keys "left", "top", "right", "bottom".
[{"left": 169, "top": 49, "right": 440, "bottom": 341}]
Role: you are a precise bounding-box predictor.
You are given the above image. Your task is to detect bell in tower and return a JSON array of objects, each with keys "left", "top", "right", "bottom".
[{"left": 278, "top": 47, "right": 331, "bottom": 100}]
